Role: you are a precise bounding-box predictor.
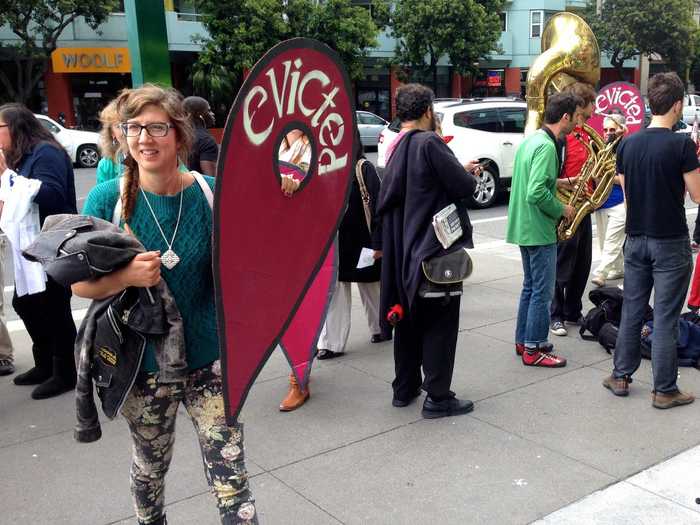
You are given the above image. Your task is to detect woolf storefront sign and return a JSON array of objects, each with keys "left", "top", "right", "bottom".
[
  {"left": 214, "top": 38, "right": 355, "bottom": 423},
  {"left": 51, "top": 48, "right": 131, "bottom": 74}
]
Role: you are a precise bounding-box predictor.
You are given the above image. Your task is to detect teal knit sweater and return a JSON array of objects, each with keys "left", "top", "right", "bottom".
[{"left": 82, "top": 175, "right": 219, "bottom": 372}]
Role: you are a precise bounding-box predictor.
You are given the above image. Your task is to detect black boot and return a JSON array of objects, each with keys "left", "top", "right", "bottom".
[
  {"left": 31, "top": 356, "right": 76, "bottom": 400},
  {"left": 14, "top": 345, "right": 52, "bottom": 386}
]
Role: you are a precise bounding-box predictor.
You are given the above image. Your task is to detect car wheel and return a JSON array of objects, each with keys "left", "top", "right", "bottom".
[
  {"left": 467, "top": 167, "right": 499, "bottom": 209},
  {"left": 77, "top": 144, "right": 100, "bottom": 168}
]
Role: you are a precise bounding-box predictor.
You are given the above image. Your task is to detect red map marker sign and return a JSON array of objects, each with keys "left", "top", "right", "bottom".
[
  {"left": 589, "top": 81, "right": 644, "bottom": 136},
  {"left": 214, "top": 38, "right": 355, "bottom": 423}
]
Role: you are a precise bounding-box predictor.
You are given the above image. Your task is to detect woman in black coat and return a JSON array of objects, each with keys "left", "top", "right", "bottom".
[
  {"left": 316, "top": 146, "right": 386, "bottom": 358},
  {"left": 279, "top": 135, "right": 388, "bottom": 411},
  {"left": 0, "top": 103, "right": 77, "bottom": 399}
]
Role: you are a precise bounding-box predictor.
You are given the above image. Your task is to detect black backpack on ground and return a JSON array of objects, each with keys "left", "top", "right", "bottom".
[
  {"left": 579, "top": 286, "right": 652, "bottom": 352},
  {"left": 579, "top": 287, "right": 626, "bottom": 341},
  {"left": 597, "top": 322, "right": 618, "bottom": 354}
]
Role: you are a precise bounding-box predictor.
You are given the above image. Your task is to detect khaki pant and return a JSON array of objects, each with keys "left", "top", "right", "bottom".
[
  {"left": 0, "top": 238, "right": 13, "bottom": 361},
  {"left": 317, "top": 280, "right": 381, "bottom": 353},
  {"left": 594, "top": 203, "right": 626, "bottom": 278}
]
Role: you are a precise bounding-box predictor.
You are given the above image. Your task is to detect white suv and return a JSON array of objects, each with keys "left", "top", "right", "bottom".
[
  {"left": 34, "top": 115, "right": 101, "bottom": 168},
  {"left": 377, "top": 99, "right": 527, "bottom": 208}
]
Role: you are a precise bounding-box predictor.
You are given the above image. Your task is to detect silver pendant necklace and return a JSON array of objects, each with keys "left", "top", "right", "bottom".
[{"left": 140, "top": 172, "right": 184, "bottom": 270}]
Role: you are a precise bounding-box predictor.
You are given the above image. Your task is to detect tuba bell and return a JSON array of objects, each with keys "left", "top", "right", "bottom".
[{"left": 524, "top": 12, "right": 616, "bottom": 241}]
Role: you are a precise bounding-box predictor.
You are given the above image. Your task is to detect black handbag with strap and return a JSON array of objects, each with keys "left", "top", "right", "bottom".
[{"left": 418, "top": 248, "right": 472, "bottom": 299}]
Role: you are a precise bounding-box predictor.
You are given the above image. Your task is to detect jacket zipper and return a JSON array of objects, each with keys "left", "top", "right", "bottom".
[
  {"left": 106, "top": 307, "right": 124, "bottom": 344},
  {"left": 111, "top": 335, "right": 146, "bottom": 420}
]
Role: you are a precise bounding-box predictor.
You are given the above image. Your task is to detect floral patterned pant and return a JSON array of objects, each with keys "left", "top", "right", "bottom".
[{"left": 121, "top": 360, "right": 258, "bottom": 525}]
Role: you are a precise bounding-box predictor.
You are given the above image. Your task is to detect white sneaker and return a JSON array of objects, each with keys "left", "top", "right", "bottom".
[{"left": 550, "top": 321, "right": 567, "bottom": 336}]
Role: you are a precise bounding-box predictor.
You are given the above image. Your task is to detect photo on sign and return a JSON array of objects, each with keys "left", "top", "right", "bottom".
[{"left": 277, "top": 128, "right": 313, "bottom": 183}]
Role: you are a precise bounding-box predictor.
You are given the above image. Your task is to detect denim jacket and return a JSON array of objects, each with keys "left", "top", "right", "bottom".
[{"left": 23, "top": 214, "right": 187, "bottom": 442}]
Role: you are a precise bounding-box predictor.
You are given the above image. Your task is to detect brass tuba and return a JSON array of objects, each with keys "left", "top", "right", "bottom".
[{"left": 524, "top": 12, "right": 617, "bottom": 241}]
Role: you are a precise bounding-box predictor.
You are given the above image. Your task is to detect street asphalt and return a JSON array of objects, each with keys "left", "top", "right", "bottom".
[{"left": 2, "top": 161, "right": 700, "bottom": 524}]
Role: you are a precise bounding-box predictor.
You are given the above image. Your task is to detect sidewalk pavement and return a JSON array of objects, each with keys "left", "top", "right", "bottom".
[{"left": 2, "top": 238, "right": 700, "bottom": 524}]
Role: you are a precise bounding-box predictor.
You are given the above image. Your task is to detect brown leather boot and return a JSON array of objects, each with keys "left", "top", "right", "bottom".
[
  {"left": 279, "top": 373, "right": 309, "bottom": 412},
  {"left": 652, "top": 390, "right": 695, "bottom": 409}
]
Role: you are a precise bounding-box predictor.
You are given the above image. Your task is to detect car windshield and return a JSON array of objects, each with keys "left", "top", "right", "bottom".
[{"left": 388, "top": 118, "right": 401, "bottom": 133}]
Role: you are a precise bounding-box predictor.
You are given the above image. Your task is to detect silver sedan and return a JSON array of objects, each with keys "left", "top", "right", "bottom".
[{"left": 357, "top": 111, "right": 388, "bottom": 148}]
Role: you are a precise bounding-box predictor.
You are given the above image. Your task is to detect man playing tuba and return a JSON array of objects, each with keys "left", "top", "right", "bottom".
[{"left": 550, "top": 83, "right": 597, "bottom": 337}]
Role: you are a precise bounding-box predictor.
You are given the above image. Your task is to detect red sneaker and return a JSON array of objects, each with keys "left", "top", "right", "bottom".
[{"left": 522, "top": 349, "right": 567, "bottom": 367}]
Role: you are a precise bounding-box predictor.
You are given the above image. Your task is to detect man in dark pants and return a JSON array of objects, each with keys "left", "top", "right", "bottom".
[
  {"left": 378, "top": 83, "right": 481, "bottom": 419},
  {"left": 604, "top": 72, "right": 700, "bottom": 408},
  {"left": 550, "top": 83, "right": 597, "bottom": 337}
]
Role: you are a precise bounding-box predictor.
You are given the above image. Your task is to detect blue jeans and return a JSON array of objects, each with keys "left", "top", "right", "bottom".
[
  {"left": 515, "top": 244, "right": 557, "bottom": 348},
  {"left": 614, "top": 235, "right": 692, "bottom": 393}
]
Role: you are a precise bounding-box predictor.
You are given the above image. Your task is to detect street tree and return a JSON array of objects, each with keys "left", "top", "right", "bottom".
[
  {"left": 0, "top": 0, "right": 118, "bottom": 104},
  {"left": 584, "top": 0, "right": 699, "bottom": 82},
  {"left": 391, "top": 0, "right": 504, "bottom": 90},
  {"left": 193, "top": 0, "right": 387, "bottom": 103}
]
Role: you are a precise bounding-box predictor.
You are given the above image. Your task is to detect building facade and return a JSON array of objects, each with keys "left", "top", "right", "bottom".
[{"left": 0, "top": 0, "right": 642, "bottom": 128}]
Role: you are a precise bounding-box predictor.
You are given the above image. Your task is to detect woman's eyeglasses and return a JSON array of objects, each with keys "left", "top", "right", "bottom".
[
  {"left": 120, "top": 122, "right": 173, "bottom": 137},
  {"left": 603, "top": 128, "right": 620, "bottom": 133}
]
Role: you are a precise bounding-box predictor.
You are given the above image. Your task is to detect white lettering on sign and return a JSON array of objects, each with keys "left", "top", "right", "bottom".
[
  {"left": 243, "top": 57, "right": 348, "bottom": 175},
  {"left": 596, "top": 86, "right": 643, "bottom": 125}
]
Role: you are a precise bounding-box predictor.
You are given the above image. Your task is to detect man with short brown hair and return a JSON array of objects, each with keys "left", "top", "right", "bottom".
[{"left": 603, "top": 72, "right": 700, "bottom": 408}]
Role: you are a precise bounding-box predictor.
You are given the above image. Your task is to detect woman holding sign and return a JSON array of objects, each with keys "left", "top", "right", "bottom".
[{"left": 75, "top": 85, "right": 258, "bottom": 525}]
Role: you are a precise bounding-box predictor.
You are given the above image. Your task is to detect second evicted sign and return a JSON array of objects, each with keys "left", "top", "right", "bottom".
[{"left": 51, "top": 47, "right": 131, "bottom": 74}]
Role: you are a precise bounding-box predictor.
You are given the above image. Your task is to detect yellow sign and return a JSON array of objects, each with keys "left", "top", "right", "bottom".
[{"left": 51, "top": 47, "right": 131, "bottom": 74}]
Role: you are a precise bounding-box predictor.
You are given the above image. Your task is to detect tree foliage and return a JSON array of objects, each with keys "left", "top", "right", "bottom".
[
  {"left": 583, "top": 0, "right": 700, "bottom": 81},
  {"left": 193, "top": 0, "right": 387, "bottom": 104},
  {"left": 0, "top": 0, "right": 118, "bottom": 104},
  {"left": 391, "top": 0, "right": 504, "bottom": 89}
]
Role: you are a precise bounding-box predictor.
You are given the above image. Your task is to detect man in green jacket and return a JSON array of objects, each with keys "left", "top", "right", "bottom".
[{"left": 506, "top": 92, "right": 578, "bottom": 367}]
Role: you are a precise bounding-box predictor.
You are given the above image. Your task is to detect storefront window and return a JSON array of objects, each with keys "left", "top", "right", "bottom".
[
  {"left": 520, "top": 69, "right": 528, "bottom": 99},
  {"left": 472, "top": 69, "right": 505, "bottom": 97},
  {"left": 408, "top": 66, "right": 451, "bottom": 98},
  {"left": 356, "top": 62, "right": 391, "bottom": 120},
  {"left": 70, "top": 74, "right": 132, "bottom": 131}
]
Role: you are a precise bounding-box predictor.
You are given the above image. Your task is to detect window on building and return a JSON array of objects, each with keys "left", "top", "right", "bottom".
[
  {"left": 112, "top": 0, "right": 125, "bottom": 13},
  {"left": 499, "top": 12, "right": 507, "bottom": 32},
  {"left": 499, "top": 108, "right": 526, "bottom": 133},
  {"left": 175, "top": 0, "right": 200, "bottom": 21},
  {"left": 530, "top": 10, "right": 544, "bottom": 38},
  {"left": 453, "top": 110, "right": 502, "bottom": 133}
]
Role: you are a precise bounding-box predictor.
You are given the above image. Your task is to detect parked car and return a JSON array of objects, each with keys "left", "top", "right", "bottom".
[
  {"left": 356, "top": 110, "right": 388, "bottom": 148},
  {"left": 34, "top": 114, "right": 101, "bottom": 168},
  {"left": 378, "top": 99, "right": 528, "bottom": 208},
  {"left": 683, "top": 94, "right": 700, "bottom": 125}
]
